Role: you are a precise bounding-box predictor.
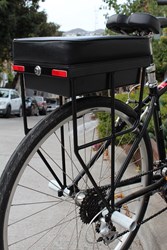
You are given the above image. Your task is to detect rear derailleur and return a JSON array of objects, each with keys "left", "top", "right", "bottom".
[{"left": 79, "top": 188, "right": 136, "bottom": 245}]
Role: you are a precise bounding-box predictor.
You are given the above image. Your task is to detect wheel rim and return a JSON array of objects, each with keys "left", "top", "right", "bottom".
[{"left": 2, "top": 101, "right": 151, "bottom": 250}]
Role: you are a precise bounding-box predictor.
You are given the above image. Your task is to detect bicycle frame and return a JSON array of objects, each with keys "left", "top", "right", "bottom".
[
  {"left": 19, "top": 61, "right": 167, "bottom": 216},
  {"left": 18, "top": 40, "right": 167, "bottom": 220},
  {"left": 116, "top": 81, "right": 167, "bottom": 207},
  {"left": 19, "top": 66, "right": 167, "bottom": 214},
  {"left": 69, "top": 66, "right": 167, "bottom": 212}
]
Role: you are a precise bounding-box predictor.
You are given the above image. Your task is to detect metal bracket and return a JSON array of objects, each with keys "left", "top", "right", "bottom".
[{"left": 146, "top": 64, "right": 158, "bottom": 88}]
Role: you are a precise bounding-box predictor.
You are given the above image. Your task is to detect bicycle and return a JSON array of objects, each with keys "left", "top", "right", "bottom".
[{"left": 1, "top": 2, "right": 167, "bottom": 250}]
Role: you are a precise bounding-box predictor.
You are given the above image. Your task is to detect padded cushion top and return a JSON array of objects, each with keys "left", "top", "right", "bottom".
[
  {"left": 107, "top": 13, "right": 160, "bottom": 34},
  {"left": 13, "top": 36, "right": 151, "bottom": 66}
]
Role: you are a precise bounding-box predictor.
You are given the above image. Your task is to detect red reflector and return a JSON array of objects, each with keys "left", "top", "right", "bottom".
[
  {"left": 52, "top": 69, "right": 67, "bottom": 78},
  {"left": 13, "top": 65, "right": 25, "bottom": 72}
]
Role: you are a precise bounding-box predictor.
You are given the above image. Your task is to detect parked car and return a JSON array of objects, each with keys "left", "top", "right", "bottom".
[
  {"left": 0, "top": 88, "right": 22, "bottom": 118},
  {"left": 46, "top": 98, "right": 59, "bottom": 112},
  {"left": 25, "top": 97, "right": 39, "bottom": 116},
  {"left": 34, "top": 96, "right": 47, "bottom": 115}
]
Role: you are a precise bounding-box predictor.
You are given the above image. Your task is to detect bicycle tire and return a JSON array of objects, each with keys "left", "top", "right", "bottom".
[{"left": 0, "top": 96, "right": 153, "bottom": 250}]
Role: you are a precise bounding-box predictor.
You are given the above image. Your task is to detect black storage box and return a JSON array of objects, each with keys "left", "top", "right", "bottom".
[{"left": 13, "top": 36, "right": 152, "bottom": 97}]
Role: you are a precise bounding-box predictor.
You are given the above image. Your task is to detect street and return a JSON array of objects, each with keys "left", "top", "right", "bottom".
[{"left": 0, "top": 115, "right": 42, "bottom": 176}]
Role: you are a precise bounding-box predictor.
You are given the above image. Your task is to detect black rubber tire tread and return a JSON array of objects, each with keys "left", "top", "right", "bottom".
[
  {"left": 0, "top": 96, "right": 153, "bottom": 250},
  {"left": 17, "top": 106, "right": 22, "bottom": 117},
  {"left": 5, "top": 105, "right": 11, "bottom": 118}
]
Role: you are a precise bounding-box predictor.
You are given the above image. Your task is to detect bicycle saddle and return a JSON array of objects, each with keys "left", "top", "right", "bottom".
[
  {"left": 105, "top": 14, "right": 133, "bottom": 34},
  {"left": 107, "top": 13, "right": 160, "bottom": 34},
  {"left": 157, "top": 16, "right": 167, "bottom": 28}
]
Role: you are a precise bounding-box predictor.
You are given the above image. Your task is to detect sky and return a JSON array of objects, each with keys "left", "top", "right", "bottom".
[{"left": 39, "top": 0, "right": 110, "bottom": 31}]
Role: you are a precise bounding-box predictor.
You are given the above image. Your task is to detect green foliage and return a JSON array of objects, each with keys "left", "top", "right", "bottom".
[
  {"left": 96, "top": 107, "right": 135, "bottom": 146},
  {"left": 159, "top": 92, "right": 167, "bottom": 120},
  {"left": 0, "top": 0, "right": 62, "bottom": 60},
  {"left": 116, "top": 86, "right": 149, "bottom": 107},
  {"left": 152, "top": 38, "right": 167, "bottom": 81},
  {"left": 97, "top": 112, "right": 111, "bottom": 139},
  {"left": 157, "top": 93, "right": 167, "bottom": 148},
  {"left": 0, "top": 0, "right": 62, "bottom": 85},
  {"left": 7, "top": 72, "right": 14, "bottom": 86},
  {"left": 103, "top": 0, "right": 167, "bottom": 15},
  {"left": 96, "top": 87, "right": 167, "bottom": 149},
  {"left": 97, "top": 87, "right": 145, "bottom": 143}
]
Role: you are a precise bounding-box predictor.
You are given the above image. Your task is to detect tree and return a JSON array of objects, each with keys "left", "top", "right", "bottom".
[
  {"left": 0, "top": 0, "right": 62, "bottom": 60},
  {"left": 103, "top": 0, "right": 167, "bottom": 15}
]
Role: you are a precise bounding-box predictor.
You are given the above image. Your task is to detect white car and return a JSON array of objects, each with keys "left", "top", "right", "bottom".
[{"left": 0, "top": 88, "right": 22, "bottom": 117}]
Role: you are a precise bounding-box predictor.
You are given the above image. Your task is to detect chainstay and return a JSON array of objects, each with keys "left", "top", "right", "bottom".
[
  {"left": 116, "top": 163, "right": 167, "bottom": 238},
  {"left": 119, "top": 163, "right": 165, "bottom": 186},
  {"left": 140, "top": 206, "right": 167, "bottom": 225},
  {"left": 117, "top": 206, "right": 167, "bottom": 238},
  {"left": 88, "top": 163, "right": 167, "bottom": 239},
  {"left": 88, "top": 163, "right": 165, "bottom": 194}
]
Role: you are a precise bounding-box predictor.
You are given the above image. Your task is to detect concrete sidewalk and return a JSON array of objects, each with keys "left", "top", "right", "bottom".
[{"left": 138, "top": 194, "right": 167, "bottom": 250}]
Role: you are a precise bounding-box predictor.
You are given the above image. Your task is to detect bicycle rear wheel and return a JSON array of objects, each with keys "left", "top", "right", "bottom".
[{"left": 0, "top": 96, "right": 152, "bottom": 250}]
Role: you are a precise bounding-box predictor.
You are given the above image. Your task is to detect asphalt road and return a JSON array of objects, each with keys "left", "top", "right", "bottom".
[
  {"left": 0, "top": 115, "right": 42, "bottom": 176},
  {"left": 0, "top": 115, "right": 167, "bottom": 250}
]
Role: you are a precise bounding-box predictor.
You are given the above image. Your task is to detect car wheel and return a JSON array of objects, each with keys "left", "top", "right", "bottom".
[
  {"left": 42, "top": 108, "right": 47, "bottom": 115},
  {"left": 5, "top": 105, "right": 11, "bottom": 118},
  {"left": 39, "top": 109, "right": 46, "bottom": 115},
  {"left": 43, "top": 110, "right": 47, "bottom": 115},
  {"left": 31, "top": 106, "right": 35, "bottom": 116},
  {"left": 35, "top": 108, "right": 39, "bottom": 116},
  {"left": 17, "top": 106, "right": 22, "bottom": 117}
]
